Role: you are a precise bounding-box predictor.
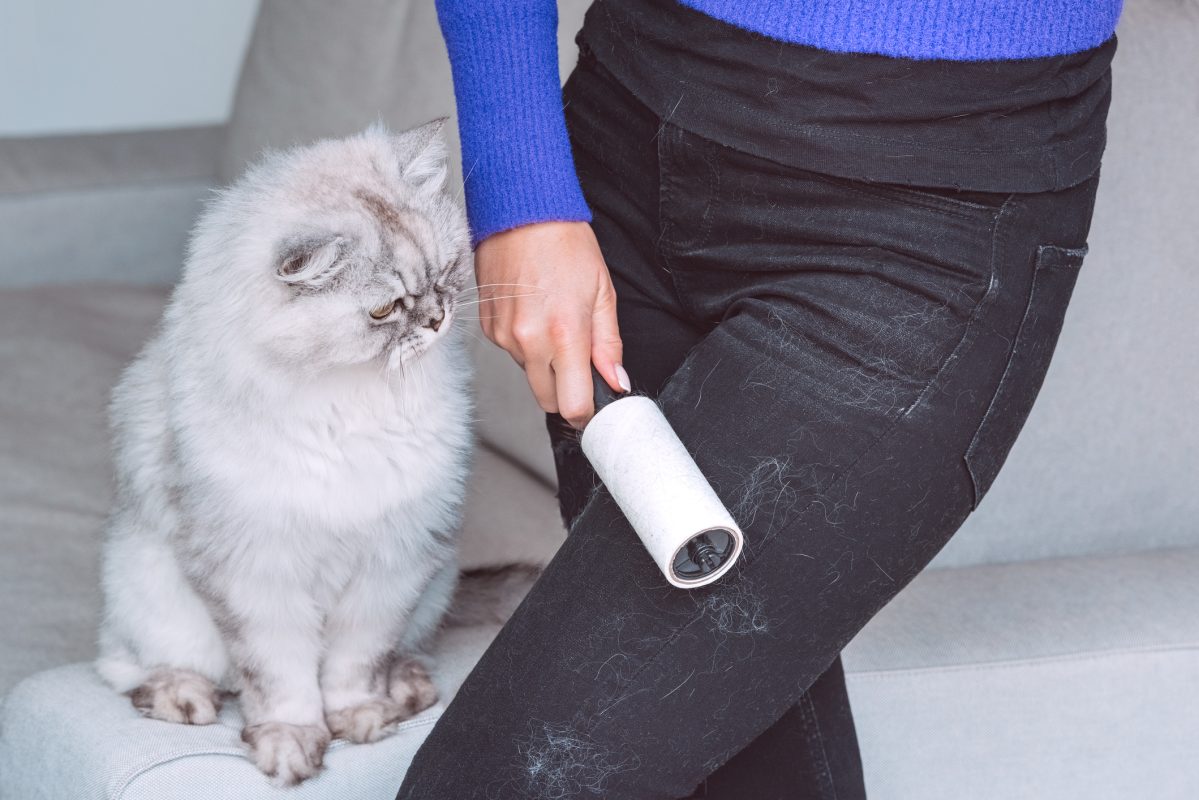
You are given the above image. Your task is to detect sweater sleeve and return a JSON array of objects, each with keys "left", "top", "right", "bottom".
[{"left": 434, "top": 0, "right": 593, "bottom": 246}]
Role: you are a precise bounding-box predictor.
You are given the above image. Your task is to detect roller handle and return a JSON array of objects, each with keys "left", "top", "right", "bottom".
[{"left": 591, "top": 364, "right": 624, "bottom": 413}]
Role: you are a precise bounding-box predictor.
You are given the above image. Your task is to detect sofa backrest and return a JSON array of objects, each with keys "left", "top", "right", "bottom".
[{"left": 217, "top": 0, "right": 1199, "bottom": 568}]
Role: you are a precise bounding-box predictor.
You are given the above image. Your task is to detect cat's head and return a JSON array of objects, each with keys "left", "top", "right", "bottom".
[{"left": 188, "top": 120, "right": 472, "bottom": 374}]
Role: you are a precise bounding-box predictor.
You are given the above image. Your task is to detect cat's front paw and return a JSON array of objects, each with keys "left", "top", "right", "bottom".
[
  {"left": 327, "top": 697, "right": 416, "bottom": 744},
  {"left": 241, "top": 721, "right": 330, "bottom": 787},
  {"left": 129, "top": 668, "right": 221, "bottom": 725},
  {"left": 388, "top": 657, "right": 439, "bottom": 716}
]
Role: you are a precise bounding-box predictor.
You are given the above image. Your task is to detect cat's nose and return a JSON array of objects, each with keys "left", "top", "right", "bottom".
[{"left": 425, "top": 308, "right": 445, "bottom": 332}]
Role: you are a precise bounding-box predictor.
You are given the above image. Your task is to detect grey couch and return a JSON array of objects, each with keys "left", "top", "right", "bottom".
[{"left": 1, "top": 1, "right": 1196, "bottom": 797}]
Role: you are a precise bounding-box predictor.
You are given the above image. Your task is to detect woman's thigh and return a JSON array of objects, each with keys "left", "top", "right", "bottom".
[
  {"left": 554, "top": 71, "right": 868, "bottom": 800},
  {"left": 398, "top": 136, "right": 1100, "bottom": 800}
]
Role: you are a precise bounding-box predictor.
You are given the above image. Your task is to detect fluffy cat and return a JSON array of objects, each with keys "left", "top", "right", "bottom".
[{"left": 95, "top": 120, "right": 475, "bottom": 786}]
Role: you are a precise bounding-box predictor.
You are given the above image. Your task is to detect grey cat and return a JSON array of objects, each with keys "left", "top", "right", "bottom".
[{"left": 96, "top": 120, "right": 477, "bottom": 786}]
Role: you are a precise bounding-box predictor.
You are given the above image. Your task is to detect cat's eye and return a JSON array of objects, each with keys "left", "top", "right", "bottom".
[{"left": 369, "top": 299, "right": 397, "bottom": 320}]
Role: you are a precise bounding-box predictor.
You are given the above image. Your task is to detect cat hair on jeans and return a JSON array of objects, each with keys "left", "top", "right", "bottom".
[{"left": 94, "top": 120, "right": 482, "bottom": 787}]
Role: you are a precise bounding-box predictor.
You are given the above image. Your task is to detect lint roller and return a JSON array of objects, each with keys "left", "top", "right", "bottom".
[{"left": 580, "top": 366, "right": 744, "bottom": 588}]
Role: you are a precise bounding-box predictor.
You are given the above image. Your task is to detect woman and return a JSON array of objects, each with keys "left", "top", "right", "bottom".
[{"left": 399, "top": 1, "right": 1121, "bottom": 797}]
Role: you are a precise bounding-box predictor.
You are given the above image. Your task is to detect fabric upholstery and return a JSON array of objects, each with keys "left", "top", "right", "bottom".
[
  {"left": 0, "top": 627, "right": 491, "bottom": 800},
  {"left": 843, "top": 547, "right": 1199, "bottom": 798},
  {"left": 0, "top": 127, "right": 222, "bottom": 198},
  {"left": 0, "top": 127, "right": 223, "bottom": 289},
  {"left": 0, "top": 182, "right": 210, "bottom": 288}
]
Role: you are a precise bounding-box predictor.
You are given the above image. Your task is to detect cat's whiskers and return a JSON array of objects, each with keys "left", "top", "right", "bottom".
[
  {"left": 376, "top": 347, "right": 395, "bottom": 385},
  {"left": 453, "top": 157, "right": 479, "bottom": 205},
  {"left": 453, "top": 293, "right": 541, "bottom": 307},
  {"left": 449, "top": 320, "right": 490, "bottom": 346},
  {"left": 451, "top": 313, "right": 505, "bottom": 323},
  {"left": 460, "top": 282, "right": 547, "bottom": 292}
]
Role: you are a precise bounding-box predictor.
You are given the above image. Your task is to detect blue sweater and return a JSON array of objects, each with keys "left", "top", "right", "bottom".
[{"left": 435, "top": 0, "right": 1123, "bottom": 245}]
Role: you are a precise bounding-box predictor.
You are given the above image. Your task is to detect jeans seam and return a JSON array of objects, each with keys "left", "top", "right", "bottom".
[
  {"left": 963, "top": 239, "right": 1041, "bottom": 506},
  {"left": 656, "top": 123, "right": 696, "bottom": 312},
  {"left": 805, "top": 170, "right": 995, "bottom": 220},
  {"left": 962, "top": 238, "right": 1088, "bottom": 507},
  {"left": 597, "top": 192, "right": 1019, "bottom": 711},
  {"left": 901, "top": 192, "right": 1015, "bottom": 419},
  {"left": 800, "top": 691, "right": 839, "bottom": 800}
]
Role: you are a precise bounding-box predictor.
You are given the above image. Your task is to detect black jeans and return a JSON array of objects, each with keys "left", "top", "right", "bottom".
[{"left": 398, "top": 28, "right": 1105, "bottom": 800}]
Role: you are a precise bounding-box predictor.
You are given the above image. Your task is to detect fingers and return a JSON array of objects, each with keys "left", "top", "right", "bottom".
[
  {"left": 505, "top": 315, "right": 594, "bottom": 427},
  {"left": 524, "top": 360, "right": 558, "bottom": 414},
  {"left": 590, "top": 275, "right": 627, "bottom": 395},
  {"left": 550, "top": 328, "right": 595, "bottom": 430}
]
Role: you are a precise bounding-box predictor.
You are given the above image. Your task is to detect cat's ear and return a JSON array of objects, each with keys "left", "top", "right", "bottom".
[
  {"left": 397, "top": 117, "right": 449, "bottom": 196},
  {"left": 275, "top": 234, "right": 346, "bottom": 288}
]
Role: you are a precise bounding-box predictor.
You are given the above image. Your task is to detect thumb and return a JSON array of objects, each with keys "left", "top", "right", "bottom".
[{"left": 590, "top": 282, "right": 627, "bottom": 394}]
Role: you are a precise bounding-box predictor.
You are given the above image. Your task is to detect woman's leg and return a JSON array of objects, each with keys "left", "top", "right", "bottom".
[
  {"left": 546, "top": 180, "right": 867, "bottom": 800},
  {"left": 396, "top": 52, "right": 1101, "bottom": 800},
  {"left": 544, "top": 58, "right": 867, "bottom": 800},
  {"left": 397, "top": 178, "right": 1097, "bottom": 800}
]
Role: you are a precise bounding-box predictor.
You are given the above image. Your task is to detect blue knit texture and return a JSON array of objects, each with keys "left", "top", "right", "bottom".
[
  {"left": 435, "top": 0, "right": 592, "bottom": 246},
  {"left": 682, "top": 0, "right": 1123, "bottom": 60},
  {"left": 436, "top": 0, "right": 1122, "bottom": 245}
]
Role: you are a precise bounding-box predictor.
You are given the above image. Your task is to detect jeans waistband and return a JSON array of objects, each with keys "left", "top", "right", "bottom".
[{"left": 578, "top": 0, "right": 1115, "bottom": 193}]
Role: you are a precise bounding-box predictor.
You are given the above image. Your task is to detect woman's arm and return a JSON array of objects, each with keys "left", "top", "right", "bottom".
[
  {"left": 434, "top": 0, "right": 591, "bottom": 244},
  {"left": 436, "top": 0, "right": 627, "bottom": 429}
]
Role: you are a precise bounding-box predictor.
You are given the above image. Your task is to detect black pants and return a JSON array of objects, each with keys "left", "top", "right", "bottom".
[{"left": 398, "top": 28, "right": 1105, "bottom": 800}]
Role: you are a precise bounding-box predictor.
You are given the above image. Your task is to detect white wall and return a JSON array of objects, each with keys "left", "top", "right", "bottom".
[{"left": 0, "top": 0, "right": 260, "bottom": 136}]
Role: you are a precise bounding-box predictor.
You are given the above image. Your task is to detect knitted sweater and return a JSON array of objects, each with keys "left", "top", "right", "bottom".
[{"left": 434, "top": 0, "right": 1123, "bottom": 245}]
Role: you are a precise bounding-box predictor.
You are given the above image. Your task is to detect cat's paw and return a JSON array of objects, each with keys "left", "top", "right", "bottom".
[
  {"left": 387, "top": 657, "right": 439, "bottom": 716},
  {"left": 129, "top": 668, "right": 221, "bottom": 725},
  {"left": 241, "top": 722, "right": 330, "bottom": 787},
  {"left": 327, "top": 697, "right": 414, "bottom": 743}
]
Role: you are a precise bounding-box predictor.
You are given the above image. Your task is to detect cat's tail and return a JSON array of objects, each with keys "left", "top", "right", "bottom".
[{"left": 445, "top": 563, "right": 543, "bottom": 627}]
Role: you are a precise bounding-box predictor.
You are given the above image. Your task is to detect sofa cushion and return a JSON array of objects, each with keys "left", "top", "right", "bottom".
[
  {"left": 0, "top": 285, "right": 566, "bottom": 696},
  {"left": 843, "top": 547, "right": 1199, "bottom": 798},
  {"left": 0, "top": 625, "right": 497, "bottom": 800},
  {"left": 4, "top": 548, "right": 1196, "bottom": 798}
]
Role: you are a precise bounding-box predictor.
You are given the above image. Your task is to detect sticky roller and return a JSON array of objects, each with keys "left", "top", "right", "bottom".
[{"left": 580, "top": 366, "right": 744, "bottom": 588}]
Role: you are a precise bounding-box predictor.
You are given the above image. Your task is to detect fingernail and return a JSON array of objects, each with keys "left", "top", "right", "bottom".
[{"left": 615, "top": 363, "right": 631, "bottom": 393}]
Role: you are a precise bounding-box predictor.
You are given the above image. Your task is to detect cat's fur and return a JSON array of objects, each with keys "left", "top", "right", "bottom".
[{"left": 95, "top": 120, "right": 474, "bottom": 786}]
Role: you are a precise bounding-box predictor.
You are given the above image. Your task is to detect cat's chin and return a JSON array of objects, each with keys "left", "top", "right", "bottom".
[
  {"left": 382, "top": 341, "right": 429, "bottom": 373},
  {"left": 383, "top": 326, "right": 454, "bottom": 373}
]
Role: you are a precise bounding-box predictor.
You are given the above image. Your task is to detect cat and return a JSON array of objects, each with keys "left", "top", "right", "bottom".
[{"left": 95, "top": 120, "right": 477, "bottom": 786}]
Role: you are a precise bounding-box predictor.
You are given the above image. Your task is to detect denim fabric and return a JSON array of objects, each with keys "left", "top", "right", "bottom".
[
  {"left": 583, "top": 0, "right": 1115, "bottom": 195},
  {"left": 398, "top": 31, "right": 1105, "bottom": 800}
]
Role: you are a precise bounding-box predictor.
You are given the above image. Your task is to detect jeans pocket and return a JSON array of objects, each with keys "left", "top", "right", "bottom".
[
  {"left": 812, "top": 173, "right": 1011, "bottom": 219},
  {"left": 963, "top": 243, "right": 1089, "bottom": 508}
]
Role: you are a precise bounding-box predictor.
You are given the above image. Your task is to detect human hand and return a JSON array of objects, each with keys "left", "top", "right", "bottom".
[{"left": 473, "top": 221, "right": 629, "bottom": 430}]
